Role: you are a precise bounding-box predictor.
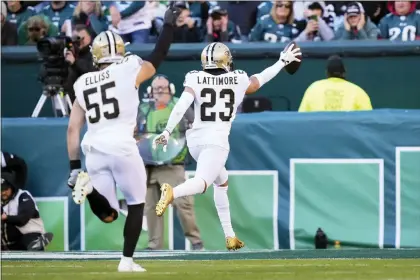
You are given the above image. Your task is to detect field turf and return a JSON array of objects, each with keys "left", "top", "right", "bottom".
[{"left": 2, "top": 250, "right": 420, "bottom": 280}]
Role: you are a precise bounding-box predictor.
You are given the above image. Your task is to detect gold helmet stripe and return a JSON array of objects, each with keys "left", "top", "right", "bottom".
[{"left": 105, "top": 30, "right": 116, "bottom": 57}]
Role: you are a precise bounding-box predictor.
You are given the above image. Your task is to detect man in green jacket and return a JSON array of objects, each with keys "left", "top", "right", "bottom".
[{"left": 136, "top": 75, "right": 203, "bottom": 250}]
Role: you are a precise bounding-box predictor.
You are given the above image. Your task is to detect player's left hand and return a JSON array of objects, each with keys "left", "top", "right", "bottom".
[
  {"left": 280, "top": 44, "right": 302, "bottom": 65},
  {"left": 152, "top": 130, "right": 170, "bottom": 152},
  {"left": 68, "top": 168, "right": 82, "bottom": 189}
]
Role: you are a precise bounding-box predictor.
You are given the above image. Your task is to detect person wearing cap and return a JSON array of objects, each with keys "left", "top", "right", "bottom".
[
  {"left": 204, "top": 6, "right": 240, "bottom": 43},
  {"left": 1, "top": 172, "right": 53, "bottom": 251},
  {"left": 334, "top": 2, "right": 380, "bottom": 40},
  {"left": 173, "top": 1, "right": 201, "bottom": 43},
  {"left": 379, "top": 1, "right": 420, "bottom": 41},
  {"left": 298, "top": 55, "right": 372, "bottom": 112},
  {"left": 1, "top": 2, "right": 18, "bottom": 46}
]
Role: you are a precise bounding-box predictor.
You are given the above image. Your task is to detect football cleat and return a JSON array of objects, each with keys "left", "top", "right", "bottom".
[
  {"left": 118, "top": 257, "right": 146, "bottom": 272},
  {"left": 155, "top": 183, "right": 174, "bottom": 217},
  {"left": 72, "top": 171, "right": 93, "bottom": 204},
  {"left": 226, "top": 236, "right": 245, "bottom": 251}
]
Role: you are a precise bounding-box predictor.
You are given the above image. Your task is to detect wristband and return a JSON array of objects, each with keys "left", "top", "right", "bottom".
[{"left": 70, "top": 160, "right": 81, "bottom": 170}]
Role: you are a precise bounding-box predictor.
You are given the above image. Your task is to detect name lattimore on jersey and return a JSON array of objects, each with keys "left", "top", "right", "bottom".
[
  {"left": 197, "top": 75, "right": 239, "bottom": 86},
  {"left": 85, "top": 70, "right": 110, "bottom": 86}
]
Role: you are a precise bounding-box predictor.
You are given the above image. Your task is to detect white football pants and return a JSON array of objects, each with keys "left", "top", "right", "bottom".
[
  {"left": 85, "top": 148, "right": 147, "bottom": 211},
  {"left": 188, "top": 145, "right": 229, "bottom": 187}
]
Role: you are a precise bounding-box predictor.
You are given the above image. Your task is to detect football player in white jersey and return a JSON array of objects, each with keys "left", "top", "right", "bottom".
[
  {"left": 153, "top": 42, "right": 301, "bottom": 250},
  {"left": 66, "top": 5, "right": 181, "bottom": 272}
]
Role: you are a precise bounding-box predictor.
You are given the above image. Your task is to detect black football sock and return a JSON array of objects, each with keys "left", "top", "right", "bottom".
[
  {"left": 123, "top": 203, "right": 145, "bottom": 257},
  {"left": 87, "top": 188, "right": 118, "bottom": 222}
]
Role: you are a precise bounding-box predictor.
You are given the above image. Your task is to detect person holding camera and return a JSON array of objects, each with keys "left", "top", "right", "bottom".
[
  {"left": 334, "top": 2, "right": 380, "bottom": 40},
  {"left": 1, "top": 172, "right": 53, "bottom": 251},
  {"left": 205, "top": 6, "right": 240, "bottom": 43},
  {"left": 295, "top": 2, "right": 334, "bottom": 42},
  {"left": 136, "top": 75, "right": 203, "bottom": 250},
  {"left": 172, "top": 1, "right": 201, "bottom": 43},
  {"left": 64, "top": 25, "right": 95, "bottom": 103}
]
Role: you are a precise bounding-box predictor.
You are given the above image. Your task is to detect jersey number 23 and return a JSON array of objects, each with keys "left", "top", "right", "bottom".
[{"left": 201, "top": 88, "right": 235, "bottom": 122}]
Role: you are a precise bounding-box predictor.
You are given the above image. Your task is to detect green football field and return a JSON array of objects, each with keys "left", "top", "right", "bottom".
[{"left": 2, "top": 250, "right": 420, "bottom": 280}]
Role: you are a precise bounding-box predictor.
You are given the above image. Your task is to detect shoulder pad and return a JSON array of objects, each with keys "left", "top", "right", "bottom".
[
  {"left": 233, "top": 69, "right": 246, "bottom": 75},
  {"left": 183, "top": 71, "right": 198, "bottom": 87}
]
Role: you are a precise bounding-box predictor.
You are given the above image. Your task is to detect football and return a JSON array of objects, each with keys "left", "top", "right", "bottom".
[{"left": 284, "top": 41, "right": 302, "bottom": 75}]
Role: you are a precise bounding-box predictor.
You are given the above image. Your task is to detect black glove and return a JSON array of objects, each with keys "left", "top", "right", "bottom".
[{"left": 164, "top": 3, "right": 182, "bottom": 25}]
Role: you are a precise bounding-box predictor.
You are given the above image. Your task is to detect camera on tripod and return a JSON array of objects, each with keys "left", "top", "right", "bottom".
[{"left": 32, "top": 35, "right": 81, "bottom": 117}]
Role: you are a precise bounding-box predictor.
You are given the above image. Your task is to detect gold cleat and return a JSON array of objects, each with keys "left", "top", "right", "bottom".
[
  {"left": 155, "top": 183, "right": 174, "bottom": 217},
  {"left": 226, "top": 236, "right": 245, "bottom": 251}
]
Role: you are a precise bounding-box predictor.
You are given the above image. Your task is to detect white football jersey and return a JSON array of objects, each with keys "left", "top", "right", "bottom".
[
  {"left": 183, "top": 70, "right": 250, "bottom": 149},
  {"left": 73, "top": 55, "right": 142, "bottom": 156}
]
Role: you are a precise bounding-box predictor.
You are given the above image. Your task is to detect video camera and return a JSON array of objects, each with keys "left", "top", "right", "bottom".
[{"left": 36, "top": 35, "right": 80, "bottom": 96}]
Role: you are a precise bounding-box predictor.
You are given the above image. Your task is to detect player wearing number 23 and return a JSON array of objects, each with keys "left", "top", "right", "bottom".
[
  {"left": 152, "top": 42, "right": 301, "bottom": 251},
  {"left": 379, "top": 1, "right": 420, "bottom": 41}
]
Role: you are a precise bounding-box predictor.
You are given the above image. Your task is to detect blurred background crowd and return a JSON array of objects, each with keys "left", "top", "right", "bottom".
[{"left": 2, "top": 0, "right": 420, "bottom": 47}]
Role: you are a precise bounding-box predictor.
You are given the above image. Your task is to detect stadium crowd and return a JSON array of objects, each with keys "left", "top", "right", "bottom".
[{"left": 2, "top": 0, "right": 420, "bottom": 46}]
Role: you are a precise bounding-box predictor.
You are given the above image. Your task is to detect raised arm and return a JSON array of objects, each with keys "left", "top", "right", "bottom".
[
  {"left": 135, "top": 5, "right": 181, "bottom": 88},
  {"left": 245, "top": 44, "right": 301, "bottom": 95}
]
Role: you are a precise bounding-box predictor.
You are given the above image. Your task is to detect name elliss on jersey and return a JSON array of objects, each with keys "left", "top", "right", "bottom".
[
  {"left": 85, "top": 70, "right": 110, "bottom": 86},
  {"left": 197, "top": 75, "right": 238, "bottom": 85}
]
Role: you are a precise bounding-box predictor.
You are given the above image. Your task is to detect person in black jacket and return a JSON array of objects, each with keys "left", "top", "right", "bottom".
[
  {"left": 1, "top": 2, "right": 18, "bottom": 46},
  {"left": 1, "top": 172, "right": 53, "bottom": 251},
  {"left": 173, "top": 2, "right": 201, "bottom": 43},
  {"left": 1, "top": 151, "right": 27, "bottom": 189},
  {"left": 64, "top": 24, "right": 96, "bottom": 102}
]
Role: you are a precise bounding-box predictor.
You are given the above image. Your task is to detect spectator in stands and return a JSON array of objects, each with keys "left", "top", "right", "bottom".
[
  {"left": 361, "top": 1, "right": 388, "bottom": 26},
  {"left": 305, "top": 2, "right": 336, "bottom": 29},
  {"left": 334, "top": 2, "right": 380, "bottom": 40},
  {"left": 17, "top": 15, "right": 58, "bottom": 45},
  {"left": 6, "top": 0, "right": 36, "bottom": 28},
  {"left": 188, "top": 0, "right": 213, "bottom": 29},
  {"left": 204, "top": 6, "right": 240, "bottom": 43},
  {"left": 299, "top": 55, "right": 372, "bottom": 112},
  {"left": 109, "top": 1, "right": 151, "bottom": 44},
  {"left": 1, "top": 2, "right": 18, "bottom": 46},
  {"left": 219, "top": 1, "right": 260, "bottom": 42},
  {"left": 41, "top": 1, "right": 75, "bottom": 31},
  {"left": 64, "top": 25, "right": 95, "bottom": 103},
  {"left": 249, "top": 1, "right": 302, "bottom": 43},
  {"left": 295, "top": 2, "right": 334, "bottom": 42},
  {"left": 72, "top": 1, "right": 108, "bottom": 37},
  {"left": 379, "top": 1, "right": 420, "bottom": 41},
  {"left": 173, "top": 1, "right": 201, "bottom": 43}
]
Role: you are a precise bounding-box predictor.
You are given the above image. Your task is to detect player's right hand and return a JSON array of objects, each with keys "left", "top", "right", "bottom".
[
  {"left": 164, "top": 2, "right": 182, "bottom": 25},
  {"left": 280, "top": 44, "right": 302, "bottom": 65},
  {"left": 152, "top": 130, "right": 170, "bottom": 152},
  {"left": 68, "top": 168, "right": 82, "bottom": 189}
]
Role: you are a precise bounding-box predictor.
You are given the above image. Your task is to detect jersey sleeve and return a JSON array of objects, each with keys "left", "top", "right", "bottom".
[
  {"left": 183, "top": 71, "right": 198, "bottom": 90},
  {"left": 124, "top": 54, "right": 143, "bottom": 73},
  {"left": 235, "top": 70, "right": 251, "bottom": 94}
]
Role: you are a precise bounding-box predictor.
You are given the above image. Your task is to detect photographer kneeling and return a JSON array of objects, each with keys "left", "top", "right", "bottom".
[
  {"left": 1, "top": 173, "right": 53, "bottom": 251},
  {"left": 64, "top": 24, "right": 95, "bottom": 103}
]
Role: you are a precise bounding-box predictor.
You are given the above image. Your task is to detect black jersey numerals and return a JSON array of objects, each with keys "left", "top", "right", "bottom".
[
  {"left": 200, "top": 88, "right": 235, "bottom": 122},
  {"left": 83, "top": 81, "right": 120, "bottom": 124}
]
